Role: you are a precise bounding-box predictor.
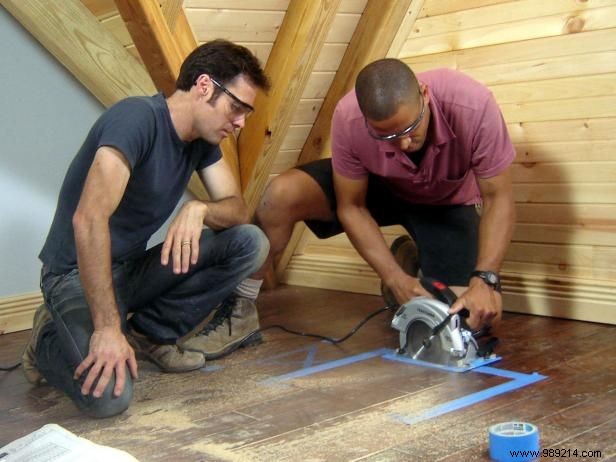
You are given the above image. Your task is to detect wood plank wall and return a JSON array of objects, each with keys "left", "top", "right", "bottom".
[
  {"left": 75, "top": 0, "right": 616, "bottom": 324},
  {"left": 282, "top": 0, "right": 616, "bottom": 325}
]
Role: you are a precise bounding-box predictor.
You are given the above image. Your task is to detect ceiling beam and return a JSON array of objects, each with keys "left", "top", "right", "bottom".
[
  {"left": 113, "top": 0, "right": 240, "bottom": 195},
  {"left": 237, "top": 0, "right": 342, "bottom": 213},
  {"left": 161, "top": 0, "right": 184, "bottom": 32},
  {"left": 1, "top": 0, "right": 156, "bottom": 107},
  {"left": 170, "top": 2, "right": 198, "bottom": 58},
  {"left": 275, "top": 0, "right": 425, "bottom": 278},
  {"left": 114, "top": 0, "right": 183, "bottom": 97}
]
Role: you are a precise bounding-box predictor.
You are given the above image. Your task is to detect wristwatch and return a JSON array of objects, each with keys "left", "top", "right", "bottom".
[{"left": 470, "top": 270, "right": 502, "bottom": 293}]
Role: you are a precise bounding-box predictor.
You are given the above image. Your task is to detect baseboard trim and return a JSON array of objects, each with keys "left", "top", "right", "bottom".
[
  {"left": 0, "top": 292, "right": 43, "bottom": 334},
  {"left": 282, "top": 255, "right": 616, "bottom": 325},
  {"left": 6, "top": 260, "right": 611, "bottom": 334}
]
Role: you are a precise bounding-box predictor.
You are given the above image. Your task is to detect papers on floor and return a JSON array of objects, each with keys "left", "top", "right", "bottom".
[{"left": 0, "top": 424, "right": 139, "bottom": 462}]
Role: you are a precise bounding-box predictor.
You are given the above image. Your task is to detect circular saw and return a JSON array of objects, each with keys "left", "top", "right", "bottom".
[{"left": 391, "top": 278, "right": 497, "bottom": 368}]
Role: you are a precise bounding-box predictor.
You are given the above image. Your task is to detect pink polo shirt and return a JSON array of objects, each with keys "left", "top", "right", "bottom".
[{"left": 331, "top": 68, "right": 515, "bottom": 205}]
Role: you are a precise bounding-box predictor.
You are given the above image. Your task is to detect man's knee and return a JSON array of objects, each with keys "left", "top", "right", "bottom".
[
  {"left": 80, "top": 374, "right": 134, "bottom": 419},
  {"left": 236, "top": 224, "right": 270, "bottom": 268},
  {"left": 256, "top": 170, "right": 331, "bottom": 230},
  {"left": 256, "top": 174, "right": 297, "bottom": 224}
]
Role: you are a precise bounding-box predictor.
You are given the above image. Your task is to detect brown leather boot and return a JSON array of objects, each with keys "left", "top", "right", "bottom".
[
  {"left": 381, "top": 235, "right": 420, "bottom": 306},
  {"left": 179, "top": 295, "right": 262, "bottom": 360},
  {"left": 22, "top": 303, "right": 52, "bottom": 385},
  {"left": 127, "top": 331, "right": 205, "bottom": 373}
]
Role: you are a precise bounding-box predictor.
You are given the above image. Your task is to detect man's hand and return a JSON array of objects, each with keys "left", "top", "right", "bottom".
[
  {"left": 161, "top": 200, "right": 208, "bottom": 274},
  {"left": 449, "top": 278, "right": 502, "bottom": 329},
  {"left": 386, "top": 272, "right": 431, "bottom": 305},
  {"left": 74, "top": 327, "right": 138, "bottom": 398}
]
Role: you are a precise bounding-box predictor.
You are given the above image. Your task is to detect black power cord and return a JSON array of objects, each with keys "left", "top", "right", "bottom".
[
  {"left": 0, "top": 362, "right": 22, "bottom": 371},
  {"left": 232, "top": 303, "right": 399, "bottom": 352},
  {"left": 0, "top": 303, "right": 399, "bottom": 373}
]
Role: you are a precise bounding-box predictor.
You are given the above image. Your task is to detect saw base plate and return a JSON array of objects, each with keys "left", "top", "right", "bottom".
[{"left": 383, "top": 351, "right": 501, "bottom": 373}]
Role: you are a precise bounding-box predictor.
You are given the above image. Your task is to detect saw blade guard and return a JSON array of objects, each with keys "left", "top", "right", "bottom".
[{"left": 391, "top": 296, "right": 478, "bottom": 367}]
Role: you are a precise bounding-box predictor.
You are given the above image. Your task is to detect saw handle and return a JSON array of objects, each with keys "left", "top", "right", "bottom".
[{"left": 420, "top": 277, "right": 470, "bottom": 318}]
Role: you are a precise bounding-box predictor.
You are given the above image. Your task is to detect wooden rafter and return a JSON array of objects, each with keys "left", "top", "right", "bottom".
[
  {"left": 170, "top": 3, "right": 198, "bottom": 58},
  {"left": 114, "top": 0, "right": 183, "bottom": 97},
  {"left": 237, "top": 0, "right": 342, "bottom": 213},
  {"left": 1, "top": 0, "right": 156, "bottom": 107},
  {"left": 113, "top": 0, "right": 240, "bottom": 196},
  {"left": 161, "top": 0, "right": 184, "bottom": 32},
  {"left": 276, "top": 0, "right": 425, "bottom": 279}
]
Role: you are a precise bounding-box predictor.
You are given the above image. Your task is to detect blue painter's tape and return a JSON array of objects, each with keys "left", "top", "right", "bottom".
[
  {"left": 302, "top": 344, "right": 319, "bottom": 369},
  {"left": 255, "top": 345, "right": 321, "bottom": 366},
  {"left": 261, "top": 348, "right": 390, "bottom": 385},
  {"left": 258, "top": 346, "right": 548, "bottom": 428},
  {"left": 489, "top": 422, "right": 540, "bottom": 461},
  {"left": 392, "top": 369, "right": 547, "bottom": 425},
  {"left": 472, "top": 366, "right": 545, "bottom": 381},
  {"left": 382, "top": 352, "right": 502, "bottom": 372},
  {"left": 200, "top": 364, "right": 224, "bottom": 372}
]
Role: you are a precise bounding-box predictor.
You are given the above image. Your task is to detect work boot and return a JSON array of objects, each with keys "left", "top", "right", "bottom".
[
  {"left": 381, "top": 235, "right": 420, "bottom": 306},
  {"left": 22, "top": 303, "right": 52, "bottom": 385},
  {"left": 127, "top": 331, "right": 205, "bottom": 373},
  {"left": 179, "top": 295, "right": 262, "bottom": 360}
]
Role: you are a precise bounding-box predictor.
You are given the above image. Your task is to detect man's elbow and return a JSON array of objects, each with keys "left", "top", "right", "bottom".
[
  {"left": 72, "top": 207, "right": 88, "bottom": 234},
  {"left": 336, "top": 202, "right": 361, "bottom": 225},
  {"left": 72, "top": 207, "right": 104, "bottom": 239},
  {"left": 499, "top": 189, "right": 516, "bottom": 224}
]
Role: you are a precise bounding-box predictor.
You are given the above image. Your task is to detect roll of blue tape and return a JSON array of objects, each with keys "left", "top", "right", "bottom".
[{"left": 489, "top": 422, "right": 539, "bottom": 461}]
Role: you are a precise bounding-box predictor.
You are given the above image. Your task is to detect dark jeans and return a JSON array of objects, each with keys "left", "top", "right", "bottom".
[
  {"left": 36, "top": 225, "right": 268, "bottom": 418},
  {"left": 296, "top": 159, "right": 480, "bottom": 286}
]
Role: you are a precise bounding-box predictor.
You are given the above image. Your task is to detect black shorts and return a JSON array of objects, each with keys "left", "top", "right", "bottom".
[{"left": 295, "top": 158, "right": 480, "bottom": 286}]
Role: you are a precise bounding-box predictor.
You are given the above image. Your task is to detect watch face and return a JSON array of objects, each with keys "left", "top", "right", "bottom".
[{"left": 471, "top": 271, "right": 501, "bottom": 292}]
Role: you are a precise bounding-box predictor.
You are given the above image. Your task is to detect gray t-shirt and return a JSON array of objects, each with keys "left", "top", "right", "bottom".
[{"left": 39, "top": 93, "right": 221, "bottom": 273}]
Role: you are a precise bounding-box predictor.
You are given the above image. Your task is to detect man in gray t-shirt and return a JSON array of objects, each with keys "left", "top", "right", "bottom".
[{"left": 24, "top": 40, "right": 271, "bottom": 418}]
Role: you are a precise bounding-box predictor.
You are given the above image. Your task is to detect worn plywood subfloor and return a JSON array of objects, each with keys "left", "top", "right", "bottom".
[{"left": 0, "top": 285, "right": 615, "bottom": 461}]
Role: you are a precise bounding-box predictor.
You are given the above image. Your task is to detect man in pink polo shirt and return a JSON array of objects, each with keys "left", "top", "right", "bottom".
[{"left": 253, "top": 59, "right": 515, "bottom": 336}]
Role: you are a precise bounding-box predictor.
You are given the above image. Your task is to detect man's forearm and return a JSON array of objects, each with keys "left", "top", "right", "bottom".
[
  {"left": 201, "top": 196, "right": 249, "bottom": 230},
  {"left": 73, "top": 215, "right": 121, "bottom": 330},
  {"left": 338, "top": 206, "right": 404, "bottom": 284}
]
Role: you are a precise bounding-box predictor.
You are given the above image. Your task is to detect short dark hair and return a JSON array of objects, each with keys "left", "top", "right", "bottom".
[
  {"left": 355, "top": 58, "right": 419, "bottom": 121},
  {"left": 176, "top": 39, "right": 270, "bottom": 93}
]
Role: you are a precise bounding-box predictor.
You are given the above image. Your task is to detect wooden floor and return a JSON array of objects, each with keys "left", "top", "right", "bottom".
[{"left": 0, "top": 285, "right": 614, "bottom": 461}]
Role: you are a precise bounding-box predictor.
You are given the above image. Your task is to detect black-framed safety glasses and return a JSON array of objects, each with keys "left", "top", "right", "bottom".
[
  {"left": 365, "top": 92, "right": 425, "bottom": 141},
  {"left": 210, "top": 77, "right": 254, "bottom": 119}
]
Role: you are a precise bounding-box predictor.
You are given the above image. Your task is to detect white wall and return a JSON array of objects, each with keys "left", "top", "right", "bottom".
[
  {"left": 0, "top": 8, "right": 104, "bottom": 296},
  {"left": 0, "top": 8, "right": 198, "bottom": 298}
]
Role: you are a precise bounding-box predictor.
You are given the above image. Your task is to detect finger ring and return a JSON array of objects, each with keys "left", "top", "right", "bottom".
[{"left": 181, "top": 241, "right": 191, "bottom": 246}]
